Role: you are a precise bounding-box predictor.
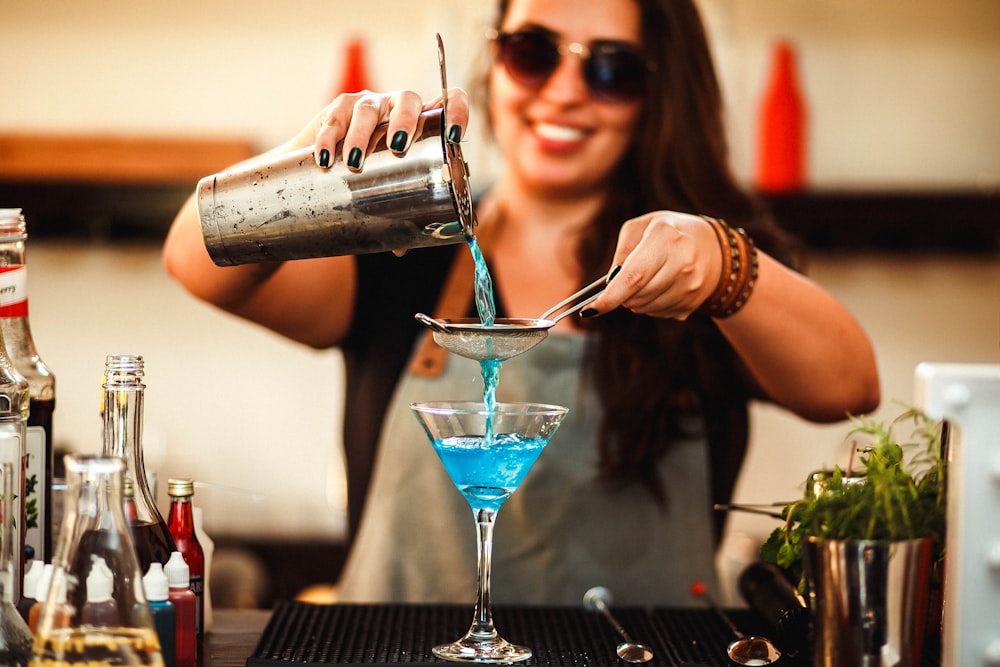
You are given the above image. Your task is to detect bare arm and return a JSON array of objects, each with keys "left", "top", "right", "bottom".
[{"left": 589, "top": 211, "right": 880, "bottom": 422}]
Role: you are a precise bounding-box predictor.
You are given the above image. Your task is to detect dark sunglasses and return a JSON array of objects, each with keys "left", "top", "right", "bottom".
[{"left": 489, "top": 29, "right": 650, "bottom": 103}]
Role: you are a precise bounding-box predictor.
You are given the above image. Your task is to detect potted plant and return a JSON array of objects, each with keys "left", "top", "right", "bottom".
[{"left": 760, "top": 407, "right": 946, "bottom": 667}]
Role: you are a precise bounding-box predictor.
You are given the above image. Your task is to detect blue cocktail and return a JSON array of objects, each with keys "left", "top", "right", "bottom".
[{"left": 411, "top": 401, "right": 568, "bottom": 663}]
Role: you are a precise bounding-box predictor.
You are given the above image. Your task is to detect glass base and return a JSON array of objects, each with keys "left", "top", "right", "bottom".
[{"left": 431, "top": 634, "right": 532, "bottom": 664}]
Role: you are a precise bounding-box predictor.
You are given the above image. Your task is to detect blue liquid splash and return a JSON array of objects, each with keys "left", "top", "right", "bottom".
[{"left": 467, "top": 237, "right": 500, "bottom": 439}]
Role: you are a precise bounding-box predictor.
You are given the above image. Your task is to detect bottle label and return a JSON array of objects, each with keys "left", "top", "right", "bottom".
[
  {"left": 0, "top": 266, "right": 28, "bottom": 317},
  {"left": 190, "top": 574, "right": 204, "bottom": 638},
  {"left": 25, "top": 426, "right": 46, "bottom": 562}
]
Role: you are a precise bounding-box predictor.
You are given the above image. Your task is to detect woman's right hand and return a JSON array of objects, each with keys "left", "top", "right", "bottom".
[{"left": 299, "top": 88, "right": 471, "bottom": 171}]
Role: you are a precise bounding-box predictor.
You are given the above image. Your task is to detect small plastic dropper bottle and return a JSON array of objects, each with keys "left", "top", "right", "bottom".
[
  {"left": 80, "top": 555, "right": 119, "bottom": 627},
  {"left": 144, "top": 563, "right": 177, "bottom": 667},
  {"left": 18, "top": 559, "right": 42, "bottom": 623},
  {"left": 27, "top": 563, "right": 53, "bottom": 634},
  {"left": 165, "top": 552, "right": 196, "bottom": 667}
]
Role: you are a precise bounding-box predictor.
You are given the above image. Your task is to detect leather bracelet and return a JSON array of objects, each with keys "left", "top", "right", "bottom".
[{"left": 699, "top": 216, "right": 759, "bottom": 318}]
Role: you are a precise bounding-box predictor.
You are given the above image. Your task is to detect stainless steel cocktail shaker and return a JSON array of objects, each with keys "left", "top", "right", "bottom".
[{"left": 196, "top": 108, "right": 475, "bottom": 265}]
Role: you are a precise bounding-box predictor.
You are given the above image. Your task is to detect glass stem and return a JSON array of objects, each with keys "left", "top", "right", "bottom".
[{"left": 469, "top": 507, "right": 498, "bottom": 639}]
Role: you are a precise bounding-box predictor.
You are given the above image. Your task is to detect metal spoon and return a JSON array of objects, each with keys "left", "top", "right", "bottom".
[
  {"left": 583, "top": 586, "right": 654, "bottom": 663},
  {"left": 690, "top": 583, "right": 781, "bottom": 666}
]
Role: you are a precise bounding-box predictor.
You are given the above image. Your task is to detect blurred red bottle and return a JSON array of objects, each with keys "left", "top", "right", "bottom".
[{"left": 756, "top": 40, "right": 807, "bottom": 192}]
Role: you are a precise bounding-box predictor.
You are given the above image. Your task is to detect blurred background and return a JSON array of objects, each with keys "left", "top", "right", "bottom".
[{"left": 1, "top": 0, "right": 997, "bottom": 605}]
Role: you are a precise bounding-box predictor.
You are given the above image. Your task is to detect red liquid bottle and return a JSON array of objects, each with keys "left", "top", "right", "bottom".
[
  {"left": 167, "top": 479, "right": 204, "bottom": 643},
  {"left": 165, "top": 552, "right": 197, "bottom": 667},
  {"left": 100, "top": 354, "right": 176, "bottom": 574}
]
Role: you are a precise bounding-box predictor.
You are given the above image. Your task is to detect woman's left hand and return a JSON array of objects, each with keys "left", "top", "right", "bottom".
[{"left": 589, "top": 211, "right": 721, "bottom": 320}]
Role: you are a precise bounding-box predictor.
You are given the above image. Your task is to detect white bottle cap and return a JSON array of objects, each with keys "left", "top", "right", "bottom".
[
  {"left": 164, "top": 551, "right": 190, "bottom": 588},
  {"left": 23, "top": 559, "right": 43, "bottom": 598},
  {"left": 143, "top": 562, "right": 170, "bottom": 602},
  {"left": 87, "top": 556, "right": 114, "bottom": 603},
  {"left": 35, "top": 563, "right": 55, "bottom": 602}
]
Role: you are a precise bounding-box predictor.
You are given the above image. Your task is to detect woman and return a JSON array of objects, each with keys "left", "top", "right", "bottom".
[{"left": 163, "top": 0, "right": 879, "bottom": 605}]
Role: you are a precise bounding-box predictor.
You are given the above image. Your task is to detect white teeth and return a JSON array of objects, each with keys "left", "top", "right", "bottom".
[{"left": 535, "top": 123, "right": 585, "bottom": 142}]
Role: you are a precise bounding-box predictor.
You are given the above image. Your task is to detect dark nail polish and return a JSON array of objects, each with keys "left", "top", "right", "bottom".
[
  {"left": 347, "top": 147, "right": 363, "bottom": 169},
  {"left": 447, "top": 124, "right": 462, "bottom": 144},
  {"left": 580, "top": 308, "right": 599, "bottom": 318},
  {"left": 608, "top": 264, "right": 622, "bottom": 282},
  {"left": 318, "top": 148, "right": 330, "bottom": 168},
  {"left": 390, "top": 130, "right": 408, "bottom": 153}
]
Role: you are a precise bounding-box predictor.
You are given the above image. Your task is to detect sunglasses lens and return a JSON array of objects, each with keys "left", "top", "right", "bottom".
[
  {"left": 586, "top": 47, "right": 647, "bottom": 101},
  {"left": 499, "top": 32, "right": 560, "bottom": 86},
  {"left": 495, "top": 31, "right": 648, "bottom": 102}
]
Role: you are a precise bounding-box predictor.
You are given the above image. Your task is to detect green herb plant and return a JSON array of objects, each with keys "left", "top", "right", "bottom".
[{"left": 761, "top": 406, "right": 946, "bottom": 589}]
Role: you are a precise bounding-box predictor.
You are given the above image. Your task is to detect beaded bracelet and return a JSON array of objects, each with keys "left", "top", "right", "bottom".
[{"left": 698, "top": 216, "right": 759, "bottom": 318}]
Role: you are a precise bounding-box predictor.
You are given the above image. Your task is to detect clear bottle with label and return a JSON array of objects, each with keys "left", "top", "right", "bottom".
[
  {"left": 0, "top": 364, "right": 29, "bottom": 606},
  {"left": 0, "top": 209, "right": 56, "bottom": 564},
  {"left": 0, "top": 462, "right": 34, "bottom": 667},
  {"left": 101, "top": 355, "right": 175, "bottom": 574},
  {"left": 31, "top": 454, "right": 163, "bottom": 667},
  {"left": 166, "top": 479, "right": 204, "bottom": 643}
]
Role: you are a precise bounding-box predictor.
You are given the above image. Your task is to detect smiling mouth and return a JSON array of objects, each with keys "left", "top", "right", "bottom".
[{"left": 534, "top": 122, "right": 587, "bottom": 143}]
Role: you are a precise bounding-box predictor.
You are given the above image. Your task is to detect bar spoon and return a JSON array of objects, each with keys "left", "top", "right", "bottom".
[
  {"left": 690, "top": 582, "right": 781, "bottom": 666},
  {"left": 583, "top": 586, "right": 654, "bottom": 663}
]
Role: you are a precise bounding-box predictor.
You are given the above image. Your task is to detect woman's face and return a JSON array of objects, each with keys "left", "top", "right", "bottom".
[{"left": 490, "top": 0, "right": 644, "bottom": 199}]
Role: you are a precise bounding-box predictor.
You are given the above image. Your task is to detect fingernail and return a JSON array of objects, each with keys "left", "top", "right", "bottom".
[
  {"left": 607, "top": 264, "right": 622, "bottom": 282},
  {"left": 390, "top": 130, "right": 408, "bottom": 153},
  {"left": 447, "top": 124, "right": 462, "bottom": 144},
  {"left": 347, "top": 147, "right": 363, "bottom": 169},
  {"left": 318, "top": 148, "right": 330, "bottom": 168},
  {"left": 580, "top": 308, "right": 599, "bottom": 318}
]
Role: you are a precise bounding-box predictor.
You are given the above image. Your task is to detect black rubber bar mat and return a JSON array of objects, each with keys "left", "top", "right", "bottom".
[{"left": 246, "top": 600, "right": 802, "bottom": 667}]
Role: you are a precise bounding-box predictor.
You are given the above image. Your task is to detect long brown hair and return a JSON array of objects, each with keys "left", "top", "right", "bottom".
[{"left": 482, "top": 0, "right": 800, "bottom": 518}]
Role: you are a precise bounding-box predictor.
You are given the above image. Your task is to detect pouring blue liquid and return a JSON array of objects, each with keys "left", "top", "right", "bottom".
[{"left": 467, "top": 237, "right": 501, "bottom": 439}]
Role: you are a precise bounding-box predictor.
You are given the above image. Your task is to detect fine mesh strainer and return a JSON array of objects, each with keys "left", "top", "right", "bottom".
[{"left": 415, "top": 266, "right": 619, "bottom": 361}]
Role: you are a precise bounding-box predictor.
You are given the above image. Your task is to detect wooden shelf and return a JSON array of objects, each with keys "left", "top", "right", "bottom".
[{"left": 0, "top": 132, "right": 255, "bottom": 185}]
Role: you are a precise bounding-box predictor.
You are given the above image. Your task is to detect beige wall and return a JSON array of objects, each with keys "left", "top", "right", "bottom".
[
  {"left": 3, "top": 1, "right": 999, "bottom": 598},
  {"left": 2, "top": 0, "right": 998, "bottom": 189}
]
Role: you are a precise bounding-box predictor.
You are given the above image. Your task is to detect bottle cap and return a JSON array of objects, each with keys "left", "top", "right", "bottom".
[
  {"left": 165, "top": 551, "right": 190, "bottom": 587},
  {"left": 87, "top": 555, "right": 114, "bottom": 603},
  {"left": 143, "top": 562, "right": 170, "bottom": 601},
  {"left": 36, "top": 563, "right": 55, "bottom": 601},
  {"left": 23, "top": 559, "right": 43, "bottom": 598},
  {"left": 167, "top": 478, "right": 195, "bottom": 498},
  {"left": 0, "top": 208, "right": 26, "bottom": 235}
]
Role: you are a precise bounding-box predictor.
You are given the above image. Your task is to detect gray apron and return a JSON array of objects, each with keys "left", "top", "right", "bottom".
[{"left": 337, "top": 332, "right": 719, "bottom": 605}]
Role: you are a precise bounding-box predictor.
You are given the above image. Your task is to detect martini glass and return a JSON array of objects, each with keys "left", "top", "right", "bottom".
[{"left": 411, "top": 401, "right": 569, "bottom": 663}]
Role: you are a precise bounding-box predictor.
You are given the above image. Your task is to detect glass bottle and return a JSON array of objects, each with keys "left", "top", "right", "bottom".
[
  {"left": 166, "top": 479, "right": 203, "bottom": 643},
  {"left": 0, "top": 364, "right": 29, "bottom": 606},
  {"left": 0, "top": 209, "right": 56, "bottom": 564},
  {"left": 0, "top": 462, "right": 33, "bottom": 667},
  {"left": 100, "top": 354, "right": 175, "bottom": 574},
  {"left": 31, "top": 455, "right": 163, "bottom": 667}
]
